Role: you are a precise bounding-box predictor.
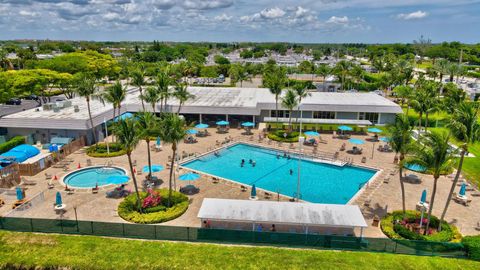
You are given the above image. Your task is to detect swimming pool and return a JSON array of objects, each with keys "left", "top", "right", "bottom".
[
  {"left": 63, "top": 166, "right": 127, "bottom": 188},
  {"left": 182, "top": 143, "right": 377, "bottom": 204}
]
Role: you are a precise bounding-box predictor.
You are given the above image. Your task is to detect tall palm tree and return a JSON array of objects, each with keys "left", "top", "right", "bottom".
[
  {"left": 263, "top": 67, "right": 287, "bottom": 128},
  {"left": 333, "top": 60, "right": 352, "bottom": 90},
  {"left": 387, "top": 115, "right": 413, "bottom": 218},
  {"left": 173, "top": 83, "right": 195, "bottom": 114},
  {"left": 408, "top": 131, "right": 457, "bottom": 234},
  {"left": 140, "top": 86, "right": 161, "bottom": 113},
  {"left": 136, "top": 112, "right": 158, "bottom": 180},
  {"left": 281, "top": 89, "right": 298, "bottom": 132},
  {"left": 115, "top": 118, "right": 142, "bottom": 211},
  {"left": 393, "top": 85, "right": 414, "bottom": 114},
  {"left": 131, "top": 68, "right": 146, "bottom": 111},
  {"left": 74, "top": 74, "right": 101, "bottom": 144},
  {"left": 447, "top": 63, "right": 464, "bottom": 83},
  {"left": 439, "top": 102, "right": 480, "bottom": 230},
  {"left": 103, "top": 81, "right": 126, "bottom": 122},
  {"left": 155, "top": 69, "right": 172, "bottom": 113},
  {"left": 433, "top": 59, "right": 449, "bottom": 82},
  {"left": 293, "top": 83, "right": 311, "bottom": 133},
  {"left": 315, "top": 64, "right": 331, "bottom": 91},
  {"left": 159, "top": 113, "right": 187, "bottom": 207}
]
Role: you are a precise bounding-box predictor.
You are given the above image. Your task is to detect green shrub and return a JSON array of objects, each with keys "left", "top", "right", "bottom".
[
  {"left": 118, "top": 189, "right": 189, "bottom": 224},
  {"left": 463, "top": 235, "right": 480, "bottom": 261},
  {"left": 86, "top": 143, "right": 126, "bottom": 157},
  {"left": 267, "top": 130, "right": 299, "bottom": 142},
  {"left": 0, "top": 136, "right": 26, "bottom": 153}
]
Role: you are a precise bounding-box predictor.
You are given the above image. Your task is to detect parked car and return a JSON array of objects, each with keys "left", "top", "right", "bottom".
[
  {"left": 24, "top": 94, "right": 39, "bottom": 101},
  {"left": 5, "top": 98, "right": 21, "bottom": 105}
]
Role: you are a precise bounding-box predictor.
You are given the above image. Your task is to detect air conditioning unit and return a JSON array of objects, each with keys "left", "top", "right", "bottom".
[{"left": 42, "top": 103, "right": 53, "bottom": 110}]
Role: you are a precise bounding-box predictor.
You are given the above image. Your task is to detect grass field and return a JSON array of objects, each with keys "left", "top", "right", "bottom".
[{"left": 0, "top": 231, "right": 479, "bottom": 270}]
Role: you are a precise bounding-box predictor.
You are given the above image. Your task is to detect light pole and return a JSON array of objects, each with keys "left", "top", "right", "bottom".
[
  {"left": 297, "top": 136, "right": 305, "bottom": 202},
  {"left": 104, "top": 117, "right": 110, "bottom": 156}
]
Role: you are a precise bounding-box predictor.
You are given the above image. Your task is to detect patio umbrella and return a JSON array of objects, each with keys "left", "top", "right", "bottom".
[
  {"left": 216, "top": 120, "right": 229, "bottom": 126},
  {"left": 241, "top": 122, "right": 255, "bottom": 127},
  {"left": 348, "top": 138, "right": 365, "bottom": 145},
  {"left": 55, "top": 191, "right": 62, "bottom": 206},
  {"left": 142, "top": 164, "right": 164, "bottom": 173},
  {"left": 338, "top": 125, "right": 353, "bottom": 131},
  {"left": 114, "top": 112, "right": 134, "bottom": 122},
  {"left": 304, "top": 131, "right": 320, "bottom": 137},
  {"left": 379, "top": 137, "right": 391, "bottom": 142},
  {"left": 195, "top": 123, "right": 209, "bottom": 129},
  {"left": 404, "top": 163, "right": 426, "bottom": 173},
  {"left": 251, "top": 184, "right": 257, "bottom": 197},
  {"left": 459, "top": 183, "right": 467, "bottom": 196},
  {"left": 186, "top": 129, "right": 198, "bottom": 135},
  {"left": 179, "top": 172, "right": 200, "bottom": 181},
  {"left": 420, "top": 189, "right": 427, "bottom": 203},
  {"left": 16, "top": 186, "right": 23, "bottom": 201},
  {"left": 106, "top": 175, "right": 130, "bottom": 185},
  {"left": 367, "top": 127, "right": 383, "bottom": 133}
]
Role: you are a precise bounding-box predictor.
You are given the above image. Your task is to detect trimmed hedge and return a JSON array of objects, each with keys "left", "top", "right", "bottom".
[
  {"left": 463, "top": 235, "right": 480, "bottom": 261},
  {"left": 118, "top": 189, "right": 189, "bottom": 224},
  {"left": 267, "top": 130, "right": 299, "bottom": 143},
  {"left": 0, "top": 136, "right": 26, "bottom": 153},
  {"left": 86, "top": 142, "right": 126, "bottom": 158},
  {"left": 381, "top": 210, "right": 462, "bottom": 242}
]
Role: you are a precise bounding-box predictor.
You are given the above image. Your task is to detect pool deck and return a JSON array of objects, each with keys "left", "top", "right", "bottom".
[{"left": 1, "top": 127, "right": 480, "bottom": 238}]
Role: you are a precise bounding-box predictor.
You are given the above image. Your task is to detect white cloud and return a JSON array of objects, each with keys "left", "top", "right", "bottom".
[
  {"left": 260, "top": 7, "right": 286, "bottom": 19},
  {"left": 326, "top": 16, "right": 349, "bottom": 24},
  {"left": 182, "top": 0, "right": 233, "bottom": 10},
  {"left": 19, "top": 10, "right": 38, "bottom": 16},
  {"left": 396, "top": 10, "right": 428, "bottom": 20},
  {"left": 214, "top": 13, "right": 232, "bottom": 22},
  {"left": 294, "top": 6, "right": 309, "bottom": 18}
]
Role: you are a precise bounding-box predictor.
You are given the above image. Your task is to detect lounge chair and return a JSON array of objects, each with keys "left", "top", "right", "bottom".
[
  {"left": 383, "top": 177, "right": 390, "bottom": 184},
  {"left": 240, "top": 185, "right": 247, "bottom": 192},
  {"left": 20, "top": 177, "right": 36, "bottom": 186},
  {"left": 92, "top": 187, "right": 99, "bottom": 194},
  {"left": 339, "top": 143, "right": 346, "bottom": 151},
  {"left": 47, "top": 181, "right": 54, "bottom": 189},
  {"left": 364, "top": 199, "right": 371, "bottom": 207},
  {"left": 212, "top": 177, "right": 219, "bottom": 184},
  {"left": 361, "top": 156, "right": 367, "bottom": 163},
  {"left": 264, "top": 192, "right": 272, "bottom": 199},
  {"left": 86, "top": 159, "right": 92, "bottom": 166},
  {"left": 65, "top": 187, "right": 75, "bottom": 195},
  {"left": 45, "top": 173, "right": 52, "bottom": 180}
]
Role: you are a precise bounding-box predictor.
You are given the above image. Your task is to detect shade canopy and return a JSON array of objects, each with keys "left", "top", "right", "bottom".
[
  {"left": 114, "top": 112, "right": 134, "bottom": 122},
  {"left": 195, "top": 123, "right": 209, "bottom": 129},
  {"left": 379, "top": 137, "right": 391, "bottom": 142},
  {"left": 404, "top": 163, "right": 426, "bottom": 173},
  {"left": 55, "top": 191, "right": 62, "bottom": 206},
  {"left": 304, "top": 131, "right": 320, "bottom": 137},
  {"left": 179, "top": 172, "right": 200, "bottom": 181},
  {"left": 142, "top": 164, "right": 164, "bottom": 173},
  {"left": 367, "top": 127, "right": 383, "bottom": 133},
  {"left": 251, "top": 184, "right": 257, "bottom": 197},
  {"left": 338, "top": 125, "right": 353, "bottom": 131},
  {"left": 216, "top": 120, "right": 229, "bottom": 125},
  {"left": 186, "top": 129, "right": 198, "bottom": 135},
  {"left": 16, "top": 186, "right": 23, "bottom": 201},
  {"left": 106, "top": 175, "right": 130, "bottom": 185},
  {"left": 241, "top": 122, "right": 255, "bottom": 127},
  {"left": 420, "top": 189, "right": 427, "bottom": 203},
  {"left": 348, "top": 138, "right": 365, "bottom": 145},
  {"left": 459, "top": 183, "right": 467, "bottom": 196}
]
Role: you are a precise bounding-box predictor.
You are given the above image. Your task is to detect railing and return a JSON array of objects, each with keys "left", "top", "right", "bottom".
[{"left": 0, "top": 217, "right": 466, "bottom": 258}]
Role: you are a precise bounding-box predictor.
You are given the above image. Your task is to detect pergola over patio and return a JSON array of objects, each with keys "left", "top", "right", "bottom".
[
  {"left": 198, "top": 198, "right": 368, "bottom": 236},
  {"left": 263, "top": 117, "right": 372, "bottom": 125}
]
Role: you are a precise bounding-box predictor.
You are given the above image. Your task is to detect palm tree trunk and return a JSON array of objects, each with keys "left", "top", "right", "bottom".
[
  {"left": 296, "top": 98, "right": 301, "bottom": 133},
  {"left": 425, "top": 177, "right": 439, "bottom": 235},
  {"left": 127, "top": 153, "right": 142, "bottom": 211},
  {"left": 146, "top": 139, "right": 152, "bottom": 179},
  {"left": 111, "top": 106, "right": 116, "bottom": 143},
  {"left": 139, "top": 86, "right": 145, "bottom": 111},
  {"left": 168, "top": 143, "right": 177, "bottom": 207},
  {"left": 418, "top": 112, "right": 423, "bottom": 133},
  {"left": 275, "top": 95, "right": 279, "bottom": 130},
  {"left": 425, "top": 113, "right": 429, "bottom": 133},
  {"left": 439, "top": 148, "right": 466, "bottom": 231},
  {"left": 86, "top": 98, "right": 97, "bottom": 144},
  {"left": 152, "top": 104, "right": 156, "bottom": 114},
  {"left": 288, "top": 110, "right": 292, "bottom": 132},
  {"left": 399, "top": 161, "right": 407, "bottom": 218},
  {"left": 177, "top": 102, "right": 182, "bottom": 115}
]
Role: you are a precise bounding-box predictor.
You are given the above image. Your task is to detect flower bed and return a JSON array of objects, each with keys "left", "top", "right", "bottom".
[
  {"left": 381, "top": 210, "right": 462, "bottom": 242},
  {"left": 118, "top": 189, "right": 189, "bottom": 224},
  {"left": 267, "top": 130, "right": 299, "bottom": 143},
  {"left": 86, "top": 143, "right": 126, "bottom": 158}
]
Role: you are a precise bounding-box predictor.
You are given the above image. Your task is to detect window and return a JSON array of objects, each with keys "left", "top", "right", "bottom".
[
  {"left": 271, "top": 110, "right": 285, "bottom": 118},
  {"left": 359, "top": 112, "right": 379, "bottom": 124},
  {"left": 313, "top": 111, "right": 335, "bottom": 119}
]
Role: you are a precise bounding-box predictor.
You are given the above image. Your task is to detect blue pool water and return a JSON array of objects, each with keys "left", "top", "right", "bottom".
[
  {"left": 182, "top": 143, "right": 377, "bottom": 204},
  {"left": 63, "top": 166, "right": 127, "bottom": 188}
]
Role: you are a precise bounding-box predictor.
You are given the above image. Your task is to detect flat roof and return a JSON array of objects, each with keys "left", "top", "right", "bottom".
[{"left": 197, "top": 198, "right": 368, "bottom": 228}]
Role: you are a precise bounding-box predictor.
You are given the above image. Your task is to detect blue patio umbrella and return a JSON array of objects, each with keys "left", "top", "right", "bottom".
[
  {"left": 216, "top": 120, "right": 229, "bottom": 126},
  {"left": 241, "top": 122, "right": 255, "bottom": 127},
  {"left": 420, "top": 189, "right": 427, "bottom": 203},
  {"left": 348, "top": 138, "right": 365, "bottom": 145},
  {"left": 114, "top": 112, "right": 134, "bottom": 122},
  {"left": 16, "top": 186, "right": 23, "bottom": 201},
  {"left": 379, "top": 137, "right": 391, "bottom": 142},
  {"left": 186, "top": 129, "right": 198, "bottom": 135},
  {"left": 179, "top": 172, "right": 200, "bottom": 181},
  {"left": 304, "top": 131, "right": 320, "bottom": 137},
  {"left": 367, "top": 127, "right": 383, "bottom": 133},
  {"left": 338, "top": 125, "right": 353, "bottom": 131},
  {"left": 142, "top": 164, "right": 164, "bottom": 173},
  {"left": 106, "top": 175, "right": 130, "bottom": 185},
  {"left": 459, "top": 183, "right": 467, "bottom": 196},
  {"left": 404, "top": 163, "right": 426, "bottom": 173},
  {"left": 251, "top": 184, "right": 257, "bottom": 197},
  {"left": 55, "top": 191, "right": 62, "bottom": 206},
  {"left": 195, "top": 123, "right": 209, "bottom": 129},
  {"left": 156, "top": 136, "right": 161, "bottom": 146}
]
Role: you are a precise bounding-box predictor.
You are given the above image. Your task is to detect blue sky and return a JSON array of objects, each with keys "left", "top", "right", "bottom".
[{"left": 0, "top": 0, "right": 479, "bottom": 43}]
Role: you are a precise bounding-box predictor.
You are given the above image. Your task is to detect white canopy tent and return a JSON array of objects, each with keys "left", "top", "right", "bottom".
[{"left": 198, "top": 198, "right": 368, "bottom": 236}]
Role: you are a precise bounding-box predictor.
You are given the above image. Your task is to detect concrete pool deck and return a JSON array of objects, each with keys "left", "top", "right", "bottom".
[{"left": 1, "top": 127, "right": 479, "bottom": 237}]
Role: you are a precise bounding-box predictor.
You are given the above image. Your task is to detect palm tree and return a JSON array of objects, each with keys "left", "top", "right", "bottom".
[
  {"left": 333, "top": 60, "right": 352, "bottom": 90},
  {"left": 74, "top": 74, "right": 101, "bottom": 144},
  {"left": 281, "top": 89, "right": 298, "bottom": 132},
  {"left": 155, "top": 69, "right": 172, "bottom": 113},
  {"left": 173, "top": 83, "right": 195, "bottom": 114},
  {"left": 115, "top": 118, "right": 142, "bottom": 211},
  {"left": 136, "top": 112, "right": 158, "bottom": 180},
  {"left": 433, "top": 59, "right": 449, "bottom": 82},
  {"left": 263, "top": 67, "right": 287, "bottom": 128},
  {"left": 447, "top": 63, "right": 464, "bottom": 83},
  {"left": 140, "top": 86, "right": 161, "bottom": 113},
  {"left": 439, "top": 102, "right": 480, "bottom": 230},
  {"left": 158, "top": 113, "right": 186, "bottom": 207},
  {"left": 316, "top": 64, "right": 331, "bottom": 91},
  {"left": 292, "top": 83, "right": 311, "bottom": 132},
  {"left": 387, "top": 115, "right": 413, "bottom": 218},
  {"left": 103, "top": 81, "right": 126, "bottom": 122},
  {"left": 393, "top": 85, "right": 414, "bottom": 114},
  {"left": 407, "top": 131, "right": 457, "bottom": 234},
  {"left": 131, "top": 68, "right": 146, "bottom": 111}
]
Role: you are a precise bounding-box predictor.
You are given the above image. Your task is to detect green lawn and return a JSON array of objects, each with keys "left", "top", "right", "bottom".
[
  {"left": 0, "top": 231, "right": 478, "bottom": 270},
  {"left": 416, "top": 61, "right": 433, "bottom": 70}
]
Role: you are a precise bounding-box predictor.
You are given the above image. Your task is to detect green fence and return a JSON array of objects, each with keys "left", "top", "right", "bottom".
[{"left": 0, "top": 217, "right": 466, "bottom": 258}]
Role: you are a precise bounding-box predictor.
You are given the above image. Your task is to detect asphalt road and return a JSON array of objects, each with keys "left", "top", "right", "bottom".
[{"left": 0, "top": 99, "right": 40, "bottom": 118}]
